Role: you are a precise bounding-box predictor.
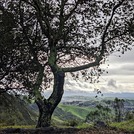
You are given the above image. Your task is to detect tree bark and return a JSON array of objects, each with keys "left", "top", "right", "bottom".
[{"left": 36, "top": 71, "right": 65, "bottom": 128}]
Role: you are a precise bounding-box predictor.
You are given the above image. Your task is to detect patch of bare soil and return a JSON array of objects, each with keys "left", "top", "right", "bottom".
[{"left": 0, "top": 127, "right": 133, "bottom": 134}]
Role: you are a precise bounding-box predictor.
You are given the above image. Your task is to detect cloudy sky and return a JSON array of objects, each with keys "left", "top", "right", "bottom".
[{"left": 64, "top": 48, "right": 134, "bottom": 93}]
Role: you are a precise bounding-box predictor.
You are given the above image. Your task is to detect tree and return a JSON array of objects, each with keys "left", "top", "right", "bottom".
[
  {"left": 86, "top": 104, "right": 112, "bottom": 124},
  {"left": 86, "top": 110, "right": 100, "bottom": 123},
  {"left": 0, "top": 5, "right": 16, "bottom": 93},
  {"left": 125, "top": 110, "right": 134, "bottom": 121},
  {"left": 113, "top": 97, "right": 125, "bottom": 122},
  {"left": 0, "top": 0, "right": 134, "bottom": 127}
]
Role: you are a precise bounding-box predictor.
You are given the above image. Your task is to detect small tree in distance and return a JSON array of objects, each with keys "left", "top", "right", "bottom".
[
  {"left": 0, "top": 0, "right": 134, "bottom": 127},
  {"left": 113, "top": 97, "right": 125, "bottom": 122},
  {"left": 86, "top": 104, "right": 112, "bottom": 124}
]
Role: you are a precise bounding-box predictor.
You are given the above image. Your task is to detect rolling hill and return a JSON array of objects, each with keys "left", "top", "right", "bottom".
[{"left": 0, "top": 93, "right": 38, "bottom": 126}]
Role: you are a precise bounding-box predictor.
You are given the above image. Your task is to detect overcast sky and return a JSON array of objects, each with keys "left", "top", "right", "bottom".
[{"left": 64, "top": 48, "right": 134, "bottom": 93}]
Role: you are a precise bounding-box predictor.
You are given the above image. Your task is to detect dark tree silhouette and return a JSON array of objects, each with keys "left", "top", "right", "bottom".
[{"left": 0, "top": 0, "right": 134, "bottom": 127}]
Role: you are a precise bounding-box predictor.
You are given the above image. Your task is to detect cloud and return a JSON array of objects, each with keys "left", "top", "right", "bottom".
[
  {"left": 107, "top": 79, "right": 117, "bottom": 88},
  {"left": 121, "top": 64, "right": 134, "bottom": 71},
  {"left": 64, "top": 78, "right": 94, "bottom": 92},
  {"left": 100, "top": 86, "right": 109, "bottom": 93},
  {"left": 98, "top": 78, "right": 134, "bottom": 93},
  {"left": 63, "top": 47, "right": 134, "bottom": 94},
  {"left": 64, "top": 77, "right": 134, "bottom": 94},
  {"left": 109, "top": 48, "right": 134, "bottom": 64},
  {"left": 100, "top": 48, "right": 134, "bottom": 76},
  {"left": 105, "top": 67, "right": 134, "bottom": 76}
]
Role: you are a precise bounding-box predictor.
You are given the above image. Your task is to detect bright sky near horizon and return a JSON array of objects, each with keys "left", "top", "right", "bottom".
[{"left": 64, "top": 48, "right": 134, "bottom": 93}]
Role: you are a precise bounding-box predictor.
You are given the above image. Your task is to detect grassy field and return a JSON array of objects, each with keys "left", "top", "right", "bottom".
[
  {"left": 0, "top": 125, "right": 35, "bottom": 129},
  {"left": 1, "top": 119, "right": 134, "bottom": 133}
]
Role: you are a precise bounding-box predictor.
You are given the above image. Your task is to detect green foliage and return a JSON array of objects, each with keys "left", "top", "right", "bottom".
[
  {"left": 110, "top": 119, "right": 134, "bottom": 131},
  {"left": 86, "top": 104, "right": 112, "bottom": 124},
  {"left": 113, "top": 98, "right": 125, "bottom": 122},
  {"left": 65, "top": 120, "right": 94, "bottom": 128},
  {"left": 65, "top": 119, "right": 79, "bottom": 127},
  {"left": 0, "top": 125, "right": 35, "bottom": 129},
  {"left": 77, "top": 123, "right": 93, "bottom": 129},
  {"left": 124, "top": 111, "right": 134, "bottom": 121}
]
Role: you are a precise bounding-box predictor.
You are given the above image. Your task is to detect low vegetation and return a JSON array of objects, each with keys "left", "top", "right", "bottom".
[
  {"left": 110, "top": 120, "right": 134, "bottom": 131},
  {"left": 0, "top": 125, "right": 35, "bottom": 129}
]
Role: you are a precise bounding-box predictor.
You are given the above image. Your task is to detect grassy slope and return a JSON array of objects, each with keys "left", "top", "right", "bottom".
[
  {"left": 53, "top": 104, "right": 134, "bottom": 132},
  {"left": 58, "top": 104, "right": 94, "bottom": 120},
  {"left": 0, "top": 93, "right": 37, "bottom": 126},
  {"left": 110, "top": 120, "right": 134, "bottom": 131},
  {"left": 52, "top": 104, "right": 95, "bottom": 125}
]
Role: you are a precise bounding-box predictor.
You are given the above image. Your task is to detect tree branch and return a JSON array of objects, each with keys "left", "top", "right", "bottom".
[
  {"left": 64, "top": 0, "right": 81, "bottom": 21},
  {"left": 61, "top": 0, "right": 125, "bottom": 73},
  {"left": 19, "top": 0, "right": 42, "bottom": 66},
  {"left": 62, "top": 56, "right": 101, "bottom": 72},
  {"left": 0, "top": 88, "right": 8, "bottom": 94},
  {"left": 56, "top": 0, "right": 66, "bottom": 40},
  {"left": 101, "top": 0, "right": 125, "bottom": 51},
  {"left": 22, "top": 0, "right": 50, "bottom": 37},
  {"left": 33, "top": 0, "right": 51, "bottom": 37}
]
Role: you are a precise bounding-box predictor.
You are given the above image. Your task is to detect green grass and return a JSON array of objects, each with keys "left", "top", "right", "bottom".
[
  {"left": 0, "top": 125, "right": 35, "bottom": 129},
  {"left": 77, "top": 123, "right": 94, "bottom": 129},
  {"left": 52, "top": 116, "right": 64, "bottom": 124},
  {"left": 53, "top": 105, "right": 95, "bottom": 128},
  {"left": 58, "top": 104, "right": 94, "bottom": 120},
  {"left": 110, "top": 120, "right": 134, "bottom": 131}
]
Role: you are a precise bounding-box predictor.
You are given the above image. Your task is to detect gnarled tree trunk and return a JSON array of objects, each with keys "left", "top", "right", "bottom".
[{"left": 36, "top": 71, "right": 65, "bottom": 128}]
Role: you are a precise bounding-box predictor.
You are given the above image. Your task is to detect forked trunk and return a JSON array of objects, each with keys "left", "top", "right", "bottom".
[{"left": 36, "top": 71, "right": 65, "bottom": 128}]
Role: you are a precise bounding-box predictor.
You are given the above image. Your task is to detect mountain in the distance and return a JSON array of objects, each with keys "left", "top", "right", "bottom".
[
  {"left": 43, "top": 90, "right": 134, "bottom": 104},
  {"left": 62, "top": 90, "right": 134, "bottom": 100}
]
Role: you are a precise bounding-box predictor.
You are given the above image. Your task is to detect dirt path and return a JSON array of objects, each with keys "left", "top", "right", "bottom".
[{"left": 0, "top": 127, "right": 133, "bottom": 134}]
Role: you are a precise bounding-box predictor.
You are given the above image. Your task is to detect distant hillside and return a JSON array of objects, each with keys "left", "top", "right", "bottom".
[
  {"left": 52, "top": 104, "right": 95, "bottom": 125},
  {"left": 0, "top": 93, "right": 38, "bottom": 126},
  {"left": 44, "top": 91, "right": 134, "bottom": 100}
]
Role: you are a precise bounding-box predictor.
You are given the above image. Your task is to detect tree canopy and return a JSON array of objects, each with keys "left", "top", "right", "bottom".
[{"left": 0, "top": 0, "right": 133, "bottom": 96}]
